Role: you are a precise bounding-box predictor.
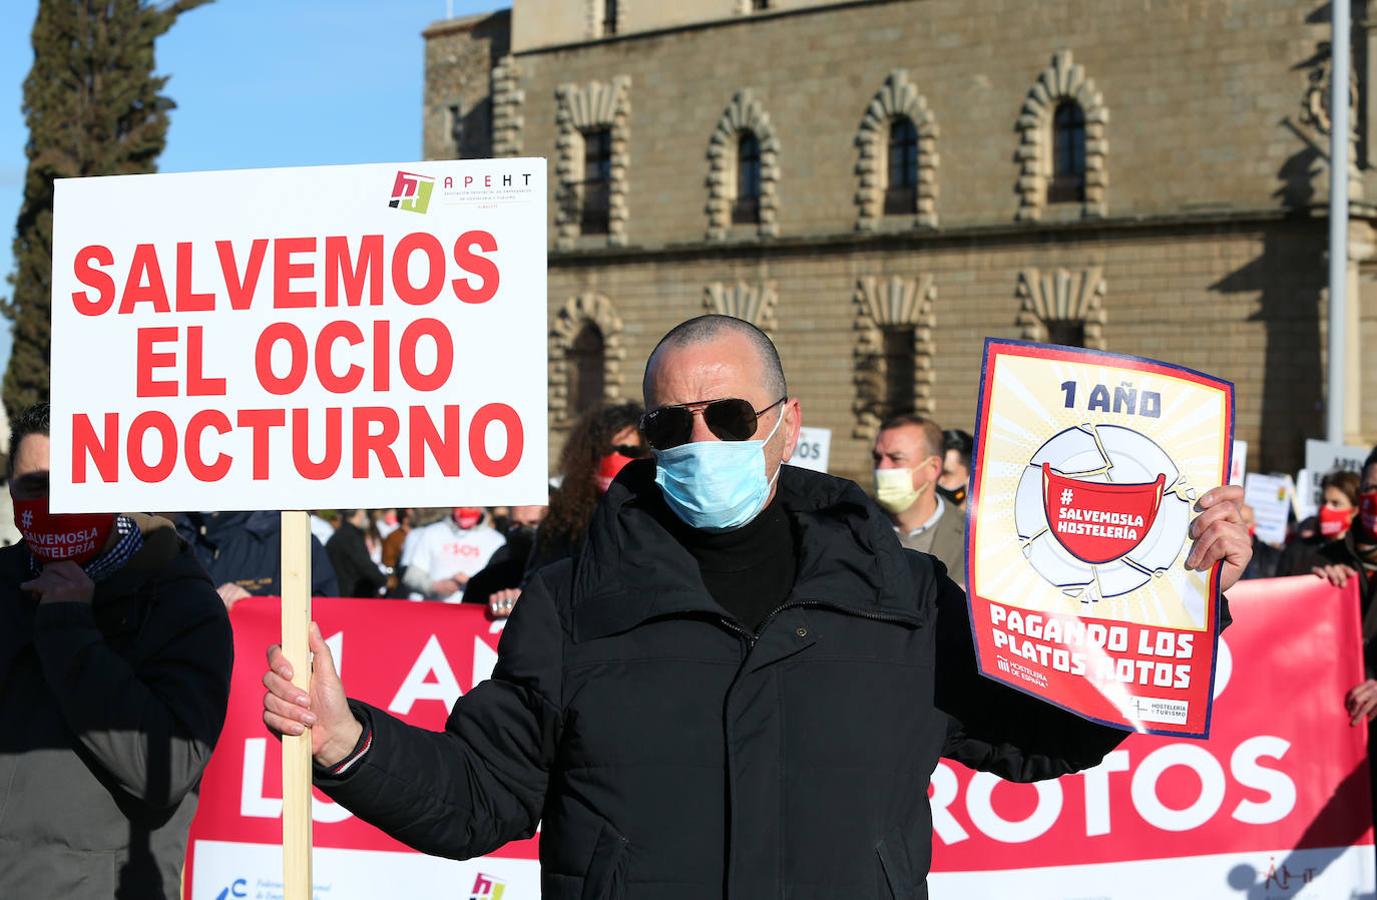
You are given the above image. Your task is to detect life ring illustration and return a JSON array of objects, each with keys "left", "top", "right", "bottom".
[{"left": 1014, "top": 424, "right": 1195, "bottom": 604}]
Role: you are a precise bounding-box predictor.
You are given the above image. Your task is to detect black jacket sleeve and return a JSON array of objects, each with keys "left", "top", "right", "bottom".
[
  {"left": 31, "top": 553, "right": 234, "bottom": 811},
  {"left": 328, "top": 528, "right": 388, "bottom": 597},
  {"left": 929, "top": 557, "right": 1231, "bottom": 783},
  {"left": 314, "top": 566, "right": 564, "bottom": 859}
]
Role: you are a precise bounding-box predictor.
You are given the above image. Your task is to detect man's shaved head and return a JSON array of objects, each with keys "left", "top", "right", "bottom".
[{"left": 643, "top": 315, "right": 787, "bottom": 405}]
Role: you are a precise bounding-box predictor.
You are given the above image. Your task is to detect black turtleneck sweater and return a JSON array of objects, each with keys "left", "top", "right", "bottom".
[{"left": 663, "top": 493, "right": 798, "bottom": 633}]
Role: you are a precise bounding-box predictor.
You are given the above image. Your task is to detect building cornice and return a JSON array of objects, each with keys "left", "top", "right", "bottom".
[{"left": 548, "top": 206, "right": 1371, "bottom": 267}]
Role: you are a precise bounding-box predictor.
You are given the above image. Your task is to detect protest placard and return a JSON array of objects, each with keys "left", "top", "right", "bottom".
[
  {"left": 1229, "top": 440, "right": 1246, "bottom": 486},
  {"left": 48, "top": 159, "right": 549, "bottom": 900},
  {"left": 48, "top": 160, "right": 549, "bottom": 512},
  {"left": 786, "top": 425, "right": 831, "bottom": 473},
  {"left": 1297, "top": 439, "right": 1370, "bottom": 521},
  {"left": 967, "top": 339, "right": 1232, "bottom": 737},
  {"left": 1243, "top": 473, "right": 1293, "bottom": 547}
]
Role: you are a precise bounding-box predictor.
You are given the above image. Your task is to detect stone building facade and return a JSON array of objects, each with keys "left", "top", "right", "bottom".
[{"left": 423, "top": 0, "right": 1377, "bottom": 482}]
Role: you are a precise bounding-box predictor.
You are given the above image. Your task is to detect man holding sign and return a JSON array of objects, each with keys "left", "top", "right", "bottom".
[{"left": 263, "top": 316, "right": 1251, "bottom": 898}]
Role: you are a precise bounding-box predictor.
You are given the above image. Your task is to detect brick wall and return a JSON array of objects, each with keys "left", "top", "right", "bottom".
[
  {"left": 549, "top": 218, "right": 1328, "bottom": 481},
  {"left": 505, "top": 0, "right": 1335, "bottom": 244}
]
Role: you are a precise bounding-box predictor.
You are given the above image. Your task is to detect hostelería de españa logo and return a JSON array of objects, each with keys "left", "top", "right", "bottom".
[{"left": 389, "top": 170, "right": 434, "bottom": 214}]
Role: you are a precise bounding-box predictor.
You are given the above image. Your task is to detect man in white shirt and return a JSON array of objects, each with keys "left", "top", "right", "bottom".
[
  {"left": 400, "top": 508, "right": 506, "bottom": 602},
  {"left": 871, "top": 414, "right": 966, "bottom": 585}
]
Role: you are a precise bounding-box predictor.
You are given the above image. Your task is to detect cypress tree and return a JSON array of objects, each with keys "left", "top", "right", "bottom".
[{"left": 2, "top": 0, "right": 210, "bottom": 422}]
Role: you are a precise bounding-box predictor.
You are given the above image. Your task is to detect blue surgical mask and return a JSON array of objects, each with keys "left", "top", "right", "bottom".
[{"left": 654, "top": 408, "right": 784, "bottom": 532}]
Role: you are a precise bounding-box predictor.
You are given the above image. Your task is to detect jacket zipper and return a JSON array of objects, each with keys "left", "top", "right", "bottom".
[
  {"left": 719, "top": 602, "right": 919, "bottom": 897},
  {"left": 718, "top": 616, "right": 755, "bottom": 649}
]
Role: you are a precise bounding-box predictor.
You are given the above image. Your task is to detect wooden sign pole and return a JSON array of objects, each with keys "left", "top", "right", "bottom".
[{"left": 280, "top": 510, "right": 313, "bottom": 899}]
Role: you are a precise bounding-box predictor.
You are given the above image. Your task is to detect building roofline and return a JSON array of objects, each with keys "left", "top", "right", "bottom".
[
  {"left": 423, "top": 8, "right": 511, "bottom": 40},
  {"left": 510, "top": 0, "right": 907, "bottom": 57}
]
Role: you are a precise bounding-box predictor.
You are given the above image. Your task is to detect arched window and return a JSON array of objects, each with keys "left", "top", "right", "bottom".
[
  {"left": 1049, "top": 101, "right": 1086, "bottom": 203},
  {"left": 1044, "top": 319, "right": 1086, "bottom": 348},
  {"left": 882, "top": 325, "right": 916, "bottom": 417},
  {"left": 580, "top": 127, "right": 612, "bottom": 234},
  {"left": 733, "top": 132, "right": 761, "bottom": 225},
  {"left": 569, "top": 323, "right": 606, "bottom": 413},
  {"left": 885, "top": 116, "right": 919, "bottom": 216}
]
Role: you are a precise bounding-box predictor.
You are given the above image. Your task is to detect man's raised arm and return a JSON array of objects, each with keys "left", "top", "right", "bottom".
[{"left": 262, "top": 568, "right": 565, "bottom": 859}]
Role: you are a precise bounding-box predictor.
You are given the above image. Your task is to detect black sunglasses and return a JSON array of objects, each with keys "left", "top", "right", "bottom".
[
  {"left": 640, "top": 397, "right": 786, "bottom": 450},
  {"left": 612, "top": 443, "right": 648, "bottom": 459}
]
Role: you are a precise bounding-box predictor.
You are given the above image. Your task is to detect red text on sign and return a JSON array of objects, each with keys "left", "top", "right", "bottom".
[
  {"left": 70, "top": 404, "right": 523, "bottom": 484},
  {"left": 69, "top": 231, "right": 500, "bottom": 314}
]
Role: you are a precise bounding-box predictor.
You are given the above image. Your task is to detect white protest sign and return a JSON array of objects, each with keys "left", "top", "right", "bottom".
[
  {"left": 1295, "top": 468, "right": 1317, "bottom": 521},
  {"left": 1243, "top": 472, "right": 1293, "bottom": 546},
  {"left": 1229, "top": 440, "right": 1247, "bottom": 486},
  {"left": 787, "top": 426, "right": 831, "bottom": 473},
  {"left": 1299, "top": 439, "right": 1369, "bottom": 521},
  {"left": 49, "top": 159, "right": 548, "bottom": 512},
  {"left": 1306, "top": 438, "right": 1370, "bottom": 474}
]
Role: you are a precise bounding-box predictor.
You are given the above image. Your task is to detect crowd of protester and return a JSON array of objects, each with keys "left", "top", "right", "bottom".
[
  {"left": 0, "top": 374, "right": 1364, "bottom": 897},
  {"left": 177, "top": 405, "right": 978, "bottom": 623}
]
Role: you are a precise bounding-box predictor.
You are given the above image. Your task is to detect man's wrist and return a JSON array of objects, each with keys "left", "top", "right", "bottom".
[{"left": 315, "top": 715, "right": 366, "bottom": 769}]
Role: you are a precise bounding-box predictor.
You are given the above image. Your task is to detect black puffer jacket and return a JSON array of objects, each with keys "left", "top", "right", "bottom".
[
  {"left": 318, "top": 463, "right": 1129, "bottom": 899},
  {"left": 0, "top": 514, "right": 233, "bottom": 899}
]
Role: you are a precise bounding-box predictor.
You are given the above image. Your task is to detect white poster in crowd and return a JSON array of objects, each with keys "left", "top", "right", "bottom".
[
  {"left": 1229, "top": 440, "right": 1247, "bottom": 486},
  {"left": 1243, "top": 473, "right": 1292, "bottom": 546},
  {"left": 1298, "top": 439, "right": 1369, "bottom": 523},
  {"left": 48, "top": 159, "right": 549, "bottom": 512},
  {"left": 786, "top": 426, "right": 831, "bottom": 473},
  {"left": 1294, "top": 468, "right": 1317, "bottom": 521}
]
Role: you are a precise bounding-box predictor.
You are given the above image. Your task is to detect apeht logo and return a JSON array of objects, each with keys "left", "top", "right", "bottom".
[
  {"left": 389, "top": 170, "right": 435, "bottom": 214},
  {"left": 469, "top": 873, "right": 506, "bottom": 899}
]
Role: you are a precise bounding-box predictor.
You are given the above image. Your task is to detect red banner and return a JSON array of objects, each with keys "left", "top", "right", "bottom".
[
  {"left": 930, "top": 575, "right": 1374, "bottom": 896},
  {"left": 186, "top": 577, "right": 1374, "bottom": 899},
  {"left": 184, "top": 598, "right": 539, "bottom": 899}
]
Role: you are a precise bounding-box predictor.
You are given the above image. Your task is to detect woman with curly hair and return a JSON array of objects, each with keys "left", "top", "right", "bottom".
[
  {"left": 486, "top": 402, "right": 645, "bottom": 617},
  {"left": 533, "top": 401, "right": 646, "bottom": 568}
]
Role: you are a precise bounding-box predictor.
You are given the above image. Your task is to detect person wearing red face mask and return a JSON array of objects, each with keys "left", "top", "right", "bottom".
[
  {"left": 1319, "top": 480, "right": 1361, "bottom": 539},
  {"left": 524, "top": 402, "right": 647, "bottom": 575},
  {"left": 0, "top": 403, "right": 232, "bottom": 899},
  {"left": 1280, "top": 470, "right": 1359, "bottom": 578},
  {"left": 479, "top": 403, "right": 647, "bottom": 619},
  {"left": 1311, "top": 455, "right": 1377, "bottom": 724},
  {"left": 399, "top": 506, "right": 506, "bottom": 602}
]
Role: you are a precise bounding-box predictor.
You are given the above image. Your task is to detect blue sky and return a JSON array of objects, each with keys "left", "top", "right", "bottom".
[{"left": 0, "top": 0, "right": 506, "bottom": 374}]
